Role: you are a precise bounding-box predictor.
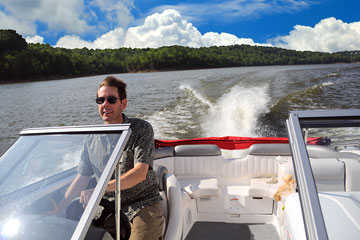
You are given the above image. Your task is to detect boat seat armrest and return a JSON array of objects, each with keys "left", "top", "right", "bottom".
[
  {"left": 248, "top": 178, "right": 279, "bottom": 199},
  {"left": 183, "top": 178, "right": 220, "bottom": 198}
]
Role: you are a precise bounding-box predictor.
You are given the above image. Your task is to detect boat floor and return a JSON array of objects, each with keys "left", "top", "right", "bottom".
[{"left": 185, "top": 222, "right": 280, "bottom": 240}]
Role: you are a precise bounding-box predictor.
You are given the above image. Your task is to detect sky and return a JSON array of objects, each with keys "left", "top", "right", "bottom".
[{"left": 0, "top": 0, "right": 359, "bottom": 53}]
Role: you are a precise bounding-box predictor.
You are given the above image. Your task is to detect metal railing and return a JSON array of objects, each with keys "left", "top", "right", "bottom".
[{"left": 286, "top": 109, "right": 360, "bottom": 240}]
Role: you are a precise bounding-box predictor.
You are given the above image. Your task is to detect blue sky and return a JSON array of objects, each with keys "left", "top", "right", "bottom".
[
  {"left": 0, "top": 0, "right": 359, "bottom": 52},
  {"left": 135, "top": 0, "right": 359, "bottom": 42}
]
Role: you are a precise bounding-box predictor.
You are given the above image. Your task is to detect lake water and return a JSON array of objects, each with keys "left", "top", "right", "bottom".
[{"left": 1, "top": 63, "right": 360, "bottom": 153}]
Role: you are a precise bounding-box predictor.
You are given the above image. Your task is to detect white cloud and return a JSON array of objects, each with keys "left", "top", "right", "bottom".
[
  {"left": 0, "top": 0, "right": 135, "bottom": 40},
  {"left": 90, "top": 0, "right": 134, "bottom": 28},
  {"left": 202, "top": 32, "right": 264, "bottom": 47},
  {"left": 55, "top": 9, "right": 264, "bottom": 49},
  {"left": 150, "top": 0, "right": 314, "bottom": 25},
  {"left": 123, "top": 9, "right": 203, "bottom": 48},
  {"left": 93, "top": 28, "right": 127, "bottom": 49},
  {"left": 0, "top": 10, "right": 37, "bottom": 35},
  {"left": 0, "top": 0, "right": 92, "bottom": 35},
  {"left": 4, "top": 0, "right": 354, "bottom": 53},
  {"left": 25, "top": 35, "right": 44, "bottom": 44},
  {"left": 55, "top": 35, "right": 94, "bottom": 49},
  {"left": 55, "top": 27, "right": 126, "bottom": 49},
  {"left": 271, "top": 17, "right": 360, "bottom": 53}
]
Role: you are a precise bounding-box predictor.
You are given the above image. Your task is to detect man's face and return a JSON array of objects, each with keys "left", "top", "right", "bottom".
[{"left": 97, "top": 86, "right": 127, "bottom": 124}]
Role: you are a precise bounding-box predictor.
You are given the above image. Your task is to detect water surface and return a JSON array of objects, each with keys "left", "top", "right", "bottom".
[{"left": 1, "top": 63, "right": 360, "bottom": 153}]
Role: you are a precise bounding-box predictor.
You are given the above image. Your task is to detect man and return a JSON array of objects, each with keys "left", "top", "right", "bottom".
[{"left": 59, "top": 76, "right": 164, "bottom": 240}]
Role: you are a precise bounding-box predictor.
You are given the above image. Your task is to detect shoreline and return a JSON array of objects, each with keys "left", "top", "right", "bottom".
[{"left": 1, "top": 62, "right": 359, "bottom": 85}]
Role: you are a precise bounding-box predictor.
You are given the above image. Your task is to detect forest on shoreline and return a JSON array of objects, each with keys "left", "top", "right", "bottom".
[{"left": 1, "top": 29, "right": 360, "bottom": 84}]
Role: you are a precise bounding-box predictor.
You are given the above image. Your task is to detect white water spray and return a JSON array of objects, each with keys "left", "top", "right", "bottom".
[
  {"left": 148, "top": 83, "right": 270, "bottom": 140},
  {"left": 202, "top": 85, "right": 270, "bottom": 137},
  {"left": 179, "top": 84, "right": 213, "bottom": 107}
]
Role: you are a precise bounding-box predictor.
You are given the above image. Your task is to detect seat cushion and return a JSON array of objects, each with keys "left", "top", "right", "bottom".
[
  {"left": 248, "top": 177, "right": 279, "bottom": 199},
  {"left": 183, "top": 178, "right": 220, "bottom": 198}
]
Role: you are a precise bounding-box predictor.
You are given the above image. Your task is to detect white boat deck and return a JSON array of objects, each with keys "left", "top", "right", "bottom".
[{"left": 153, "top": 141, "right": 360, "bottom": 240}]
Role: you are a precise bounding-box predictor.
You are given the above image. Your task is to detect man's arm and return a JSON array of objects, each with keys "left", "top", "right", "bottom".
[
  {"left": 106, "top": 162, "right": 149, "bottom": 191},
  {"left": 56, "top": 174, "right": 92, "bottom": 215}
]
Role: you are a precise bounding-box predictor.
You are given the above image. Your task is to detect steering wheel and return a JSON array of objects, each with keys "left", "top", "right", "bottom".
[
  {"left": 96, "top": 199, "right": 131, "bottom": 240},
  {"left": 65, "top": 198, "right": 131, "bottom": 240}
]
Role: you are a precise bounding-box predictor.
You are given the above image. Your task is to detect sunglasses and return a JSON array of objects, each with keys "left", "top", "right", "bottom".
[{"left": 95, "top": 96, "right": 120, "bottom": 104}]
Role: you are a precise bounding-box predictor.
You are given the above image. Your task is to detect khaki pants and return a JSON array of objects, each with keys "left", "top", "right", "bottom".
[
  {"left": 104, "top": 202, "right": 164, "bottom": 240},
  {"left": 130, "top": 202, "right": 164, "bottom": 240}
]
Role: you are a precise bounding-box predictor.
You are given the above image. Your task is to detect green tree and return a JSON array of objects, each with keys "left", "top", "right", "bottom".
[
  {"left": 1, "top": 29, "right": 360, "bottom": 83},
  {"left": 0, "top": 29, "right": 27, "bottom": 53}
]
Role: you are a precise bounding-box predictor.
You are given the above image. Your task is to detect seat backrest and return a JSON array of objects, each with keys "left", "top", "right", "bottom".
[
  {"left": 154, "top": 147, "right": 175, "bottom": 174},
  {"left": 278, "top": 158, "right": 345, "bottom": 191},
  {"left": 154, "top": 147, "right": 174, "bottom": 159},
  {"left": 153, "top": 164, "right": 182, "bottom": 240},
  {"left": 222, "top": 155, "right": 281, "bottom": 179},
  {"left": 153, "top": 164, "right": 169, "bottom": 192},
  {"left": 153, "top": 164, "right": 169, "bottom": 235},
  {"left": 173, "top": 144, "right": 224, "bottom": 177},
  {"left": 163, "top": 174, "right": 183, "bottom": 240}
]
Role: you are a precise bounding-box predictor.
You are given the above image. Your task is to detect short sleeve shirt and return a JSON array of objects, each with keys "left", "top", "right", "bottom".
[{"left": 77, "top": 114, "right": 161, "bottom": 220}]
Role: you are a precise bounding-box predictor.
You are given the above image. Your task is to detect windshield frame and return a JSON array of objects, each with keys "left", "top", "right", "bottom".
[
  {"left": 19, "top": 124, "right": 132, "bottom": 240},
  {"left": 286, "top": 109, "right": 360, "bottom": 240}
]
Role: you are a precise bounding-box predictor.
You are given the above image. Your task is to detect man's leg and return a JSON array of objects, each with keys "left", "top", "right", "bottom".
[{"left": 130, "top": 202, "right": 164, "bottom": 240}]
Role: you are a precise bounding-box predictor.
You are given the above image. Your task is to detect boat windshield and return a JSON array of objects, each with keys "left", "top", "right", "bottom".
[
  {"left": 0, "top": 125, "right": 131, "bottom": 240},
  {"left": 286, "top": 109, "right": 360, "bottom": 240}
]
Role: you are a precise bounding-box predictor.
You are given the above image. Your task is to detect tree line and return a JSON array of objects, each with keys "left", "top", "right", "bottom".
[{"left": 1, "top": 29, "right": 360, "bottom": 83}]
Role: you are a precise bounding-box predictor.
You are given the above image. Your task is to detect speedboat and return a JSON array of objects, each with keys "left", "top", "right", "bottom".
[{"left": 0, "top": 109, "right": 359, "bottom": 240}]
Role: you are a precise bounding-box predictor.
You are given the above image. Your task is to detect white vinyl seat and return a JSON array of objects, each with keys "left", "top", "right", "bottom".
[
  {"left": 153, "top": 164, "right": 182, "bottom": 240},
  {"left": 153, "top": 164, "right": 169, "bottom": 231}
]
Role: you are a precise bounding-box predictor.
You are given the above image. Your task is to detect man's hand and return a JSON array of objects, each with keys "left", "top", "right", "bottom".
[{"left": 80, "top": 188, "right": 95, "bottom": 208}]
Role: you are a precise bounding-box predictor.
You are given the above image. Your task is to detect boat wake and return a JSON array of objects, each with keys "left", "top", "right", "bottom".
[
  {"left": 201, "top": 84, "right": 269, "bottom": 137},
  {"left": 147, "top": 83, "right": 270, "bottom": 140},
  {"left": 144, "top": 84, "right": 212, "bottom": 140},
  {"left": 270, "top": 81, "right": 335, "bottom": 113},
  {"left": 179, "top": 84, "right": 213, "bottom": 107},
  {"left": 257, "top": 81, "right": 337, "bottom": 137},
  {"left": 326, "top": 72, "right": 339, "bottom": 78}
]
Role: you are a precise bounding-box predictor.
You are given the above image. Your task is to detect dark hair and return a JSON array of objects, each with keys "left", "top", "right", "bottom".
[{"left": 97, "top": 76, "right": 127, "bottom": 100}]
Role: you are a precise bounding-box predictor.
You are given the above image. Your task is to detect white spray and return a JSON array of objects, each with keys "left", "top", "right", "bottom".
[
  {"left": 201, "top": 85, "right": 270, "bottom": 137},
  {"left": 148, "top": 83, "right": 270, "bottom": 141}
]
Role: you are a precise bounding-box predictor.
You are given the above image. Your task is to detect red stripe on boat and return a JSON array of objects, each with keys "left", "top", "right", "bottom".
[{"left": 154, "top": 136, "right": 321, "bottom": 150}]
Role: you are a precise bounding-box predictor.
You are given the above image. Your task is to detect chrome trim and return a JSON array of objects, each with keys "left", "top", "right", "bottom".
[
  {"left": 286, "top": 109, "right": 360, "bottom": 240},
  {"left": 291, "top": 109, "right": 360, "bottom": 128},
  {"left": 71, "top": 125, "right": 131, "bottom": 240},
  {"left": 115, "top": 163, "right": 121, "bottom": 240},
  {"left": 286, "top": 113, "right": 328, "bottom": 240},
  {"left": 19, "top": 124, "right": 131, "bottom": 135}
]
